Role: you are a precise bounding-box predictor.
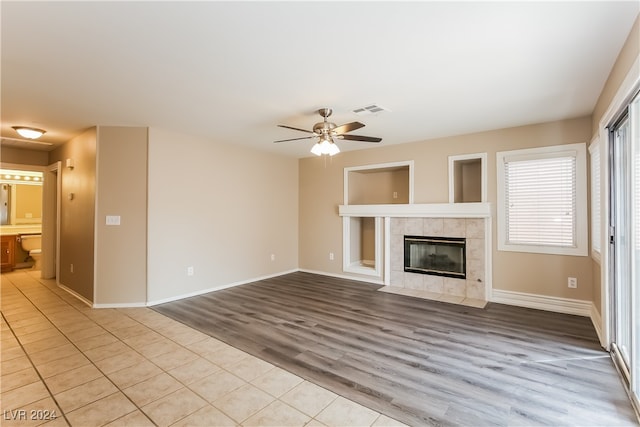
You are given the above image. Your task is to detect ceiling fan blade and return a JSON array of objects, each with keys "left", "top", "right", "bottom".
[
  {"left": 339, "top": 134, "right": 382, "bottom": 143},
  {"left": 277, "top": 124, "right": 315, "bottom": 134},
  {"left": 274, "top": 136, "right": 315, "bottom": 143},
  {"left": 333, "top": 121, "right": 365, "bottom": 135}
]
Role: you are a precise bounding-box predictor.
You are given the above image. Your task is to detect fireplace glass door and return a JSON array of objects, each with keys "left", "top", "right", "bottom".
[{"left": 404, "top": 236, "right": 466, "bottom": 278}]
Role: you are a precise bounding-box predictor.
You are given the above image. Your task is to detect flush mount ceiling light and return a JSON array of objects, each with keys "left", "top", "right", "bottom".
[{"left": 12, "top": 126, "right": 46, "bottom": 139}]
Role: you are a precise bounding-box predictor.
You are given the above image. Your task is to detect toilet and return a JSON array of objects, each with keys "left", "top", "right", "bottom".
[{"left": 20, "top": 234, "right": 42, "bottom": 270}]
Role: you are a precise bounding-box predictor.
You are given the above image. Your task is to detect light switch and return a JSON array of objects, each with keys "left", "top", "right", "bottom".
[{"left": 106, "top": 215, "right": 121, "bottom": 226}]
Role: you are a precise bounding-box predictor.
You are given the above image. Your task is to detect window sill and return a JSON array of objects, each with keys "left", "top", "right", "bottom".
[{"left": 498, "top": 242, "right": 588, "bottom": 257}]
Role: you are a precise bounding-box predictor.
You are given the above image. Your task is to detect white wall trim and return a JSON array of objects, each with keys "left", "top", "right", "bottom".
[
  {"left": 339, "top": 202, "right": 491, "bottom": 218},
  {"left": 590, "top": 303, "right": 605, "bottom": 348},
  {"left": 484, "top": 218, "right": 493, "bottom": 301},
  {"left": 491, "top": 289, "right": 591, "bottom": 317},
  {"left": 588, "top": 138, "right": 603, "bottom": 262},
  {"left": 146, "top": 269, "right": 299, "bottom": 306},
  {"left": 384, "top": 216, "right": 391, "bottom": 285},
  {"left": 94, "top": 302, "right": 147, "bottom": 309},
  {"left": 42, "top": 161, "right": 61, "bottom": 281},
  {"left": 57, "top": 283, "right": 93, "bottom": 307}
]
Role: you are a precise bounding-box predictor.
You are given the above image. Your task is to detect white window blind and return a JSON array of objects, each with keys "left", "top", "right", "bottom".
[
  {"left": 504, "top": 154, "right": 576, "bottom": 247},
  {"left": 497, "top": 143, "right": 588, "bottom": 256},
  {"left": 589, "top": 142, "right": 601, "bottom": 256}
]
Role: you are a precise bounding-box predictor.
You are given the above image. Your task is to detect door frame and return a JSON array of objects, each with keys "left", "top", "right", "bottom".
[
  {"left": 608, "top": 112, "right": 633, "bottom": 383},
  {"left": 42, "top": 161, "right": 61, "bottom": 280},
  {"left": 597, "top": 53, "right": 640, "bottom": 417},
  {"left": 595, "top": 55, "right": 640, "bottom": 349}
]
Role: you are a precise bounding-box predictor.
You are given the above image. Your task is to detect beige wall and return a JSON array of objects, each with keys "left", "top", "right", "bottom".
[
  {"left": 1, "top": 146, "right": 49, "bottom": 166},
  {"left": 454, "top": 160, "right": 482, "bottom": 203},
  {"left": 49, "top": 128, "right": 97, "bottom": 302},
  {"left": 592, "top": 14, "right": 640, "bottom": 135},
  {"left": 299, "top": 116, "right": 593, "bottom": 300},
  {"left": 94, "top": 126, "right": 148, "bottom": 305},
  {"left": 146, "top": 128, "right": 299, "bottom": 303},
  {"left": 361, "top": 217, "right": 375, "bottom": 262},
  {"left": 348, "top": 169, "right": 409, "bottom": 204}
]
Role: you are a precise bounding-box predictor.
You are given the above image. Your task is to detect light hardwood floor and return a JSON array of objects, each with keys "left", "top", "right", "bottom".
[{"left": 155, "top": 271, "right": 639, "bottom": 427}]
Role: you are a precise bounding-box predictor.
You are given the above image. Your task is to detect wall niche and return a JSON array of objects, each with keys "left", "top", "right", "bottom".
[
  {"left": 345, "top": 162, "right": 412, "bottom": 205},
  {"left": 342, "top": 161, "right": 413, "bottom": 279},
  {"left": 448, "top": 153, "right": 487, "bottom": 203}
]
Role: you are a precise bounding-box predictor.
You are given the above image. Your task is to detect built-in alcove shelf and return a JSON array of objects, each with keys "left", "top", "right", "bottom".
[
  {"left": 339, "top": 158, "right": 491, "bottom": 302},
  {"left": 448, "top": 153, "right": 487, "bottom": 204}
]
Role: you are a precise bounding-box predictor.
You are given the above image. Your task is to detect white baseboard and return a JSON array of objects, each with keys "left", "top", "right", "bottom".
[
  {"left": 57, "top": 282, "right": 93, "bottom": 307},
  {"left": 590, "top": 303, "right": 605, "bottom": 346},
  {"left": 93, "top": 302, "right": 147, "bottom": 309},
  {"left": 490, "top": 289, "right": 591, "bottom": 317},
  {"left": 146, "top": 269, "right": 299, "bottom": 306}
]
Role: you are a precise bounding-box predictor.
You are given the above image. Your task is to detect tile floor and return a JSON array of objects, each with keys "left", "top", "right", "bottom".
[
  {"left": 377, "top": 286, "right": 487, "bottom": 308},
  {"left": 1, "top": 270, "right": 406, "bottom": 427}
]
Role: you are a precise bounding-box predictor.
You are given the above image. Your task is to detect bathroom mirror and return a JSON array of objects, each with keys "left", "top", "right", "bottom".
[{"left": 1, "top": 169, "right": 43, "bottom": 226}]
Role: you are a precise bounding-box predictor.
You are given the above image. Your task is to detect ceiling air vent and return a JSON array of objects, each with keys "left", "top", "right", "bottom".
[{"left": 352, "top": 104, "right": 390, "bottom": 116}]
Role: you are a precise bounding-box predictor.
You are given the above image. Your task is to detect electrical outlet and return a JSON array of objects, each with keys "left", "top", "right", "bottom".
[
  {"left": 70, "top": 264, "right": 74, "bottom": 273},
  {"left": 393, "top": 191, "right": 398, "bottom": 199},
  {"left": 106, "top": 215, "right": 121, "bottom": 226},
  {"left": 270, "top": 254, "right": 275, "bottom": 261},
  {"left": 329, "top": 252, "right": 334, "bottom": 261},
  {"left": 568, "top": 277, "right": 577, "bottom": 288},
  {"left": 187, "top": 266, "right": 194, "bottom": 276}
]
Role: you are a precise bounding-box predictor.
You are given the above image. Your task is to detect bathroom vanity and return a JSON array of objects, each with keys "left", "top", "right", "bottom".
[
  {"left": 1, "top": 225, "right": 42, "bottom": 272},
  {"left": 1, "top": 235, "right": 16, "bottom": 272}
]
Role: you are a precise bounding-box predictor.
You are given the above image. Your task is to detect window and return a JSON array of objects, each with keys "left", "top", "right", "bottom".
[
  {"left": 497, "top": 143, "right": 588, "bottom": 256},
  {"left": 589, "top": 141, "right": 601, "bottom": 259}
]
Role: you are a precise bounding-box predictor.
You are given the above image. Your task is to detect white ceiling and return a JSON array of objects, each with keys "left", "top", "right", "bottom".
[{"left": 2, "top": 1, "right": 638, "bottom": 158}]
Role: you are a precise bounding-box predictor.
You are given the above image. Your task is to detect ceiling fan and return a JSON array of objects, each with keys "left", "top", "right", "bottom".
[{"left": 274, "top": 108, "right": 382, "bottom": 156}]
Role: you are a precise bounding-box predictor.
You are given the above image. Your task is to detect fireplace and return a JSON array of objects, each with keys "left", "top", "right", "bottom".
[{"left": 404, "top": 236, "right": 466, "bottom": 279}]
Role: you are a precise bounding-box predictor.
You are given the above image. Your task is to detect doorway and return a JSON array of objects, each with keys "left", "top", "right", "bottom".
[
  {"left": 0, "top": 163, "right": 46, "bottom": 272},
  {"left": 42, "top": 161, "right": 61, "bottom": 279},
  {"left": 608, "top": 90, "right": 639, "bottom": 410},
  {"left": 0, "top": 161, "right": 61, "bottom": 279}
]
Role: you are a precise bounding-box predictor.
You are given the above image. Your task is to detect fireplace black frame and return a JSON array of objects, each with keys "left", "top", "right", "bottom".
[{"left": 404, "top": 235, "right": 466, "bottom": 279}]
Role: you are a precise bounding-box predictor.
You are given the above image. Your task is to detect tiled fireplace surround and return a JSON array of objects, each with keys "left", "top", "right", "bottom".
[
  {"left": 389, "top": 217, "right": 486, "bottom": 301},
  {"left": 339, "top": 203, "right": 492, "bottom": 304}
]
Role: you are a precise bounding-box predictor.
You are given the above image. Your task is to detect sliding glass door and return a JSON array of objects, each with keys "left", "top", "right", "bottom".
[{"left": 609, "top": 90, "right": 639, "bottom": 409}]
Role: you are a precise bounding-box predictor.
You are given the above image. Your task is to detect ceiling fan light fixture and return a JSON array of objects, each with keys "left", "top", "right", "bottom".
[
  {"left": 310, "top": 142, "right": 323, "bottom": 156},
  {"left": 327, "top": 141, "right": 340, "bottom": 156},
  {"left": 310, "top": 136, "right": 340, "bottom": 156},
  {"left": 279, "top": 107, "right": 381, "bottom": 155},
  {"left": 12, "top": 126, "right": 46, "bottom": 139}
]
